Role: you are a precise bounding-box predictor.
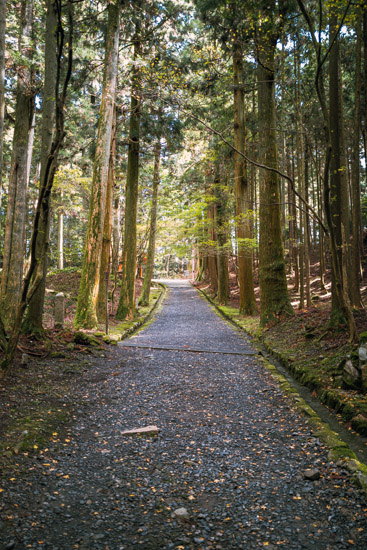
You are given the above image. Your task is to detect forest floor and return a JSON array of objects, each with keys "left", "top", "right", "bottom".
[
  {"left": 1, "top": 280, "right": 367, "bottom": 549},
  {"left": 0, "top": 271, "right": 165, "bottom": 468}
]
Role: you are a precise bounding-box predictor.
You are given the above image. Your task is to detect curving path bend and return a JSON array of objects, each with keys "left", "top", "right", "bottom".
[{"left": 1, "top": 280, "right": 367, "bottom": 549}]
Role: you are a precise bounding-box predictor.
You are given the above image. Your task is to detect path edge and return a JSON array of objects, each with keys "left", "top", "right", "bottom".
[
  {"left": 108, "top": 282, "right": 168, "bottom": 343},
  {"left": 122, "top": 282, "right": 168, "bottom": 340},
  {"left": 194, "top": 284, "right": 367, "bottom": 494}
]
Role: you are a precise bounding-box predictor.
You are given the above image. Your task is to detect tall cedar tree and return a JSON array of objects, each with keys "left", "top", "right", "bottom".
[
  {"left": 256, "top": 1, "right": 293, "bottom": 325},
  {"left": 0, "top": 0, "right": 35, "bottom": 330},
  {"left": 116, "top": 24, "right": 141, "bottom": 320},
  {"left": 74, "top": 0, "right": 120, "bottom": 329},
  {"left": 139, "top": 135, "right": 161, "bottom": 306},
  {"left": 233, "top": 37, "right": 257, "bottom": 314},
  {"left": 23, "top": 0, "right": 58, "bottom": 333},
  {"left": 1, "top": 0, "right": 73, "bottom": 375}
]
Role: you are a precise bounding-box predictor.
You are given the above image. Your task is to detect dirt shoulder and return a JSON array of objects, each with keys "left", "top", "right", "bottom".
[{"left": 0, "top": 274, "right": 166, "bottom": 470}]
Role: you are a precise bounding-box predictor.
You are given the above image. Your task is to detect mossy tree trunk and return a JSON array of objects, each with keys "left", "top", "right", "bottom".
[
  {"left": 139, "top": 136, "right": 161, "bottom": 306},
  {"left": 1, "top": 0, "right": 73, "bottom": 376},
  {"left": 0, "top": 0, "right": 35, "bottom": 331},
  {"left": 74, "top": 1, "right": 120, "bottom": 329},
  {"left": 256, "top": 11, "right": 293, "bottom": 326},
  {"left": 116, "top": 31, "right": 141, "bottom": 319},
  {"left": 233, "top": 39, "right": 256, "bottom": 315},
  {"left": 23, "top": 0, "right": 58, "bottom": 334},
  {"left": 97, "top": 107, "right": 116, "bottom": 322}
]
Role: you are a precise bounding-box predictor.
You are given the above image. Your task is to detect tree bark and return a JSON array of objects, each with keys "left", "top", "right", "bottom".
[
  {"left": 23, "top": 0, "right": 58, "bottom": 332},
  {"left": 97, "top": 107, "right": 116, "bottom": 322},
  {"left": 0, "top": 0, "right": 35, "bottom": 330},
  {"left": 350, "top": 7, "right": 363, "bottom": 308},
  {"left": 58, "top": 201, "right": 64, "bottom": 269},
  {"left": 215, "top": 165, "right": 228, "bottom": 306},
  {"left": 111, "top": 187, "right": 121, "bottom": 274},
  {"left": 0, "top": 0, "right": 6, "bottom": 236},
  {"left": 139, "top": 137, "right": 161, "bottom": 306},
  {"left": 233, "top": 39, "right": 256, "bottom": 315},
  {"left": 74, "top": 1, "right": 120, "bottom": 328},
  {"left": 329, "top": 13, "right": 353, "bottom": 326},
  {"left": 1, "top": 0, "right": 73, "bottom": 376},
  {"left": 116, "top": 29, "right": 141, "bottom": 320},
  {"left": 207, "top": 196, "right": 218, "bottom": 294},
  {"left": 257, "top": 11, "right": 293, "bottom": 326},
  {"left": 297, "top": 0, "right": 358, "bottom": 342}
]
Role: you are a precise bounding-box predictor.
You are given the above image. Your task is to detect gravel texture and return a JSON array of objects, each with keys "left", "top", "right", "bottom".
[{"left": 1, "top": 280, "right": 367, "bottom": 549}]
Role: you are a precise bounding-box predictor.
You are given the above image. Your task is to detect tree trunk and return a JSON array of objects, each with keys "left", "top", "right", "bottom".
[
  {"left": 207, "top": 198, "right": 218, "bottom": 294},
  {"left": 23, "top": 0, "right": 58, "bottom": 333},
  {"left": 350, "top": 7, "right": 363, "bottom": 309},
  {"left": 111, "top": 186, "right": 121, "bottom": 274},
  {"left": 215, "top": 165, "right": 228, "bottom": 306},
  {"left": 297, "top": 0, "right": 358, "bottom": 342},
  {"left": 0, "top": 0, "right": 34, "bottom": 330},
  {"left": 257, "top": 19, "right": 293, "bottom": 326},
  {"left": 139, "top": 137, "right": 161, "bottom": 306},
  {"left": 58, "top": 203, "right": 64, "bottom": 269},
  {"left": 0, "top": 0, "right": 6, "bottom": 236},
  {"left": 1, "top": 0, "right": 73, "bottom": 376},
  {"left": 116, "top": 29, "right": 141, "bottom": 320},
  {"left": 233, "top": 39, "right": 256, "bottom": 314},
  {"left": 97, "top": 107, "right": 116, "bottom": 322},
  {"left": 74, "top": 1, "right": 120, "bottom": 328},
  {"left": 329, "top": 13, "right": 353, "bottom": 326},
  {"left": 304, "top": 139, "right": 311, "bottom": 306}
]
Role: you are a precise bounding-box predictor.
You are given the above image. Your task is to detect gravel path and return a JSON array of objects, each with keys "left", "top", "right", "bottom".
[{"left": 1, "top": 280, "right": 367, "bottom": 549}]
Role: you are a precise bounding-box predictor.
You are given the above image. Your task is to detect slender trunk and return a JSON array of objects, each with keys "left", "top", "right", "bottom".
[
  {"left": 295, "top": 48, "right": 304, "bottom": 309},
  {"left": 74, "top": 1, "right": 120, "bottom": 328},
  {"left": 215, "top": 164, "right": 228, "bottom": 306},
  {"left": 233, "top": 40, "right": 256, "bottom": 314},
  {"left": 207, "top": 198, "right": 218, "bottom": 294},
  {"left": 350, "top": 8, "right": 363, "bottom": 308},
  {"left": 290, "top": 135, "right": 299, "bottom": 291},
  {"left": 139, "top": 137, "right": 161, "bottom": 306},
  {"left": 257, "top": 22, "right": 293, "bottom": 326},
  {"left": 111, "top": 186, "right": 120, "bottom": 274},
  {"left": 329, "top": 13, "right": 353, "bottom": 327},
  {"left": 58, "top": 207, "right": 64, "bottom": 269},
  {"left": 304, "top": 140, "right": 311, "bottom": 306},
  {"left": 24, "top": 0, "right": 58, "bottom": 332},
  {"left": 116, "top": 29, "right": 141, "bottom": 320},
  {"left": 0, "top": 0, "right": 6, "bottom": 237},
  {"left": 26, "top": 109, "right": 36, "bottom": 185},
  {"left": 0, "top": 0, "right": 34, "bottom": 330},
  {"left": 97, "top": 107, "right": 116, "bottom": 322}
]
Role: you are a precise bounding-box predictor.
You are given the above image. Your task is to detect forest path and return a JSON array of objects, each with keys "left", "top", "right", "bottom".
[{"left": 2, "top": 280, "right": 367, "bottom": 549}]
